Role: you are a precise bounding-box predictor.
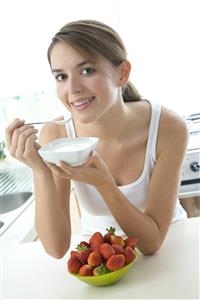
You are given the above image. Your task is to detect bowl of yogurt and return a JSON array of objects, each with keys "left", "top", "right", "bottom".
[{"left": 38, "top": 137, "right": 99, "bottom": 166}]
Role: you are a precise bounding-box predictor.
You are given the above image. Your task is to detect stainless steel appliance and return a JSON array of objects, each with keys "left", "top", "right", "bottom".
[
  {"left": 179, "top": 149, "right": 200, "bottom": 198},
  {"left": 179, "top": 113, "right": 200, "bottom": 217}
]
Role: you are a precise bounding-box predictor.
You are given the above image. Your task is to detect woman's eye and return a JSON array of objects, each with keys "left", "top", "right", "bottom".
[
  {"left": 81, "top": 67, "right": 95, "bottom": 75},
  {"left": 55, "top": 74, "right": 67, "bottom": 81}
]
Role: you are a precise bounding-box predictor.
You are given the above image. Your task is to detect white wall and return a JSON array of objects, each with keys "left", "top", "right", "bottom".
[{"left": 0, "top": 0, "right": 199, "bottom": 115}]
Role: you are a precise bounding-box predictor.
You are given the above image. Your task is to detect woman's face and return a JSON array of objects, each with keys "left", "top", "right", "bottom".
[{"left": 50, "top": 41, "right": 122, "bottom": 124}]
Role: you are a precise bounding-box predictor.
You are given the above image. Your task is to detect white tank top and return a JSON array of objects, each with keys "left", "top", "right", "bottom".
[{"left": 65, "top": 101, "right": 187, "bottom": 235}]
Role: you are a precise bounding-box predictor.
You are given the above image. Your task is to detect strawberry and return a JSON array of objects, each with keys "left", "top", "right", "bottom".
[
  {"left": 90, "top": 242, "right": 101, "bottom": 254},
  {"left": 100, "top": 243, "right": 115, "bottom": 260},
  {"left": 89, "top": 231, "right": 104, "bottom": 246},
  {"left": 124, "top": 237, "right": 138, "bottom": 250},
  {"left": 87, "top": 252, "right": 103, "bottom": 267},
  {"left": 124, "top": 246, "right": 136, "bottom": 264},
  {"left": 79, "top": 241, "right": 90, "bottom": 248},
  {"left": 70, "top": 250, "right": 77, "bottom": 258},
  {"left": 110, "top": 235, "right": 125, "bottom": 248},
  {"left": 76, "top": 244, "right": 92, "bottom": 265},
  {"left": 67, "top": 255, "right": 82, "bottom": 273},
  {"left": 79, "top": 264, "right": 93, "bottom": 276},
  {"left": 103, "top": 226, "right": 116, "bottom": 244},
  {"left": 112, "top": 243, "right": 124, "bottom": 254},
  {"left": 93, "top": 263, "right": 110, "bottom": 276},
  {"left": 106, "top": 254, "right": 125, "bottom": 271}
]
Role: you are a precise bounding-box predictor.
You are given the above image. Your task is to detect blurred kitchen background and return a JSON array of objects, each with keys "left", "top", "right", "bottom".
[{"left": 0, "top": 0, "right": 199, "bottom": 243}]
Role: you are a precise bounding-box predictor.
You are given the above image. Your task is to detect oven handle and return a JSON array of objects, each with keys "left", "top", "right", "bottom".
[{"left": 181, "top": 178, "right": 200, "bottom": 186}]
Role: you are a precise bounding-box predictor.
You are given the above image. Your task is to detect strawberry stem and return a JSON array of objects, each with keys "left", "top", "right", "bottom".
[
  {"left": 76, "top": 244, "right": 88, "bottom": 251},
  {"left": 95, "top": 263, "right": 110, "bottom": 275},
  {"left": 106, "top": 226, "right": 116, "bottom": 235}
]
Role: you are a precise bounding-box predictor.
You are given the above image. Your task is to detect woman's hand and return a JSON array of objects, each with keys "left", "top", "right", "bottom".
[
  {"left": 5, "top": 118, "right": 47, "bottom": 171},
  {"left": 44, "top": 151, "right": 116, "bottom": 188}
]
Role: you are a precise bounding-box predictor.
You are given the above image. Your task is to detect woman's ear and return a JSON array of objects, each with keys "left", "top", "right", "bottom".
[{"left": 117, "top": 60, "right": 131, "bottom": 87}]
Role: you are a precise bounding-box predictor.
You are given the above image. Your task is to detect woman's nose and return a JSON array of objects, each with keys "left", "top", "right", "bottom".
[{"left": 68, "top": 76, "right": 83, "bottom": 94}]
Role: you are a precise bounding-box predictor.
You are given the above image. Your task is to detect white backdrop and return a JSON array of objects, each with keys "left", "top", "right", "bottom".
[{"left": 0, "top": 0, "right": 199, "bottom": 115}]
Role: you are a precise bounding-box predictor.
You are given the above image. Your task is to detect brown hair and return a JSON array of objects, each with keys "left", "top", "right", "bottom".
[{"left": 47, "top": 20, "right": 141, "bottom": 102}]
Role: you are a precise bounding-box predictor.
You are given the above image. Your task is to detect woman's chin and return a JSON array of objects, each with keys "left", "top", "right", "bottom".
[{"left": 72, "top": 113, "right": 97, "bottom": 124}]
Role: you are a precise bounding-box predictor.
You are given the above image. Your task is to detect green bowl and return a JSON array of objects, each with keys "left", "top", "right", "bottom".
[{"left": 71, "top": 260, "right": 136, "bottom": 286}]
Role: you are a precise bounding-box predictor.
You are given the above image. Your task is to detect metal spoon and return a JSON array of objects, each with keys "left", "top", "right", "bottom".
[{"left": 25, "top": 118, "right": 71, "bottom": 126}]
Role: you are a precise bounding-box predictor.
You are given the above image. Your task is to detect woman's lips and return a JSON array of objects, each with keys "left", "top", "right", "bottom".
[{"left": 71, "top": 97, "right": 95, "bottom": 111}]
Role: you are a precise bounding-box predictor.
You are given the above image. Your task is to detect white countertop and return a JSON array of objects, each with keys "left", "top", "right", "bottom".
[{"left": 0, "top": 217, "right": 199, "bottom": 299}]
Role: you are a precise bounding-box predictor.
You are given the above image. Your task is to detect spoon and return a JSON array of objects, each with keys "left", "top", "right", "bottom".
[{"left": 25, "top": 118, "right": 71, "bottom": 126}]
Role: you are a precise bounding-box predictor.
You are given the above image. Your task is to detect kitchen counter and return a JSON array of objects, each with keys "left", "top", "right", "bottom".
[{"left": 0, "top": 217, "right": 199, "bottom": 299}]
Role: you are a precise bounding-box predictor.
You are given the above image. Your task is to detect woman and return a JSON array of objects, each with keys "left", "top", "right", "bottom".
[{"left": 5, "top": 20, "right": 188, "bottom": 258}]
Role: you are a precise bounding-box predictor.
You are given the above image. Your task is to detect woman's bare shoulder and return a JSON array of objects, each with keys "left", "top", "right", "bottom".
[
  {"left": 160, "top": 105, "right": 188, "bottom": 134},
  {"left": 39, "top": 116, "right": 68, "bottom": 146},
  {"left": 158, "top": 105, "right": 189, "bottom": 155}
]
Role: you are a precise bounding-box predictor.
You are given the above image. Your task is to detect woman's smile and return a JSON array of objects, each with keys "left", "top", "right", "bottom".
[{"left": 71, "top": 96, "right": 96, "bottom": 111}]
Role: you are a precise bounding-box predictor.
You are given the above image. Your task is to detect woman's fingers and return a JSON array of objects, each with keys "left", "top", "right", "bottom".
[
  {"left": 5, "top": 119, "right": 46, "bottom": 170},
  {"left": 11, "top": 126, "right": 38, "bottom": 158},
  {"left": 85, "top": 151, "right": 104, "bottom": 168},
  {"left": 5, "top": 119, "right": 25, "bottom": 149},
  {"left": 23, "top": 133, "right": 39, "bottom": 156},
  {"left": 33, "top": 140, "right": 41, "bottom": 151},
  {"left": 58, "top": 161, "right": 73, "bottom": 174},
  {"left": 44, "top": 161, "right": 71, "bottom": 178},
  {"left": 43, "top": 151, "right": 109, "bottom": 184}
]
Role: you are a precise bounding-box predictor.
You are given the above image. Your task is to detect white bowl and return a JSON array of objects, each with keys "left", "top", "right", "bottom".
[{"left": 38, "top": 137, "right": 99, "bottom": 166}]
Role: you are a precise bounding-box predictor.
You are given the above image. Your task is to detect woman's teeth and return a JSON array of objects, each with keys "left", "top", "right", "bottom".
[{"left": 73, "top": 97, "right": 95, "bottom": 107}]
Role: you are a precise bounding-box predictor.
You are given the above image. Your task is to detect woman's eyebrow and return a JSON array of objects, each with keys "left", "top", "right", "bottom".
[
  {"left": 76, "top": 60, "right": 93, "bottom": 68},
  {"left": 52, "top": 60, "right": 94, "bottom": 73},
  {"left": 52, "top": 68, "right": 64, "bottom": 73}
]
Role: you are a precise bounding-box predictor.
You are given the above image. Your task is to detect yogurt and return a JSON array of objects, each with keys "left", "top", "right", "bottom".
[{"left": 53, "top": 142, "right": 89, "bottom": 152}]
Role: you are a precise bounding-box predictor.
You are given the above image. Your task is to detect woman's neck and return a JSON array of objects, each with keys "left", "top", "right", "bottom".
[{"left": 73, "top": 101, "right": 136, "bottom": 142}]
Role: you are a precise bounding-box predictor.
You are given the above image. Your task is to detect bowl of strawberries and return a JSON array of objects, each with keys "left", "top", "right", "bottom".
[{"left": 67, "top": 227, "right": 138, "bottom": 286}]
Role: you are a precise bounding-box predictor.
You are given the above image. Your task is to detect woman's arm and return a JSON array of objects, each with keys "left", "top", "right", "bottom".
[
  {"left": 56, "top": 108, "right": 189, "bottom": 255},
  {"left": 96, "top": 108, "right": 189, "bottom": 254},
  {"left": 5, "top": 118, "right": 71, "bottom": 258},
  {"left": 34, "top": 123, "right": 71, "bottom": 258}
]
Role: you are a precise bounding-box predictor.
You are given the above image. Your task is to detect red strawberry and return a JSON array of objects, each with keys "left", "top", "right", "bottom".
[
  {"left": 124, "top": 246, "right": 136, "bottom": 264},
  {"left": 106, "top": 254, "right": 125, "bottom": 271},
  {"left": 103, "top": 226, "right": 116, "bottom": 244},
  {"left": 112, "top": 244, "right": 124, "bottom": 254},
  {"left": 100, "top": 243, "right": 115, "bottom": 260},
  {"left": 89, "top": 232, "right": 104, "bottom": 246},
  {"left": 93, "top": 263, "right": 110, "bottom": 276},
  {"left": 87, "top": 252, "right": 103, "bottom": 267},
  {"left": 70, "top": 250, "right": 77, "bottom": 258},
  {"left": 124, "top": 237, "right": 138, "bottom": 250},
  {"left": 67, "top": 255, "right": 82, "bottom": 273},
  {"left": 76, "top": 244, "right": 92, "bottom": 265},
  {"left": 79, "top": 241, "right": 90, "bottom": 248},
  {"left": 110, "top": 235, "right": 125, "bottom": 248},
  {"left": 90, "top": 242, "right": 101, "bottom": 254},
  {"left": 79, "top": 264, "right": 93, "bottom": 276}
]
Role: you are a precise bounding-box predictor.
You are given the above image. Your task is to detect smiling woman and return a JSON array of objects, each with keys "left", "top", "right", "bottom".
[
  {"left": 5, "top": 19, "right": 189, "bottom": 258},
  {"left": 48, "top": 20, "right": 141, "bottom": 102}
]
